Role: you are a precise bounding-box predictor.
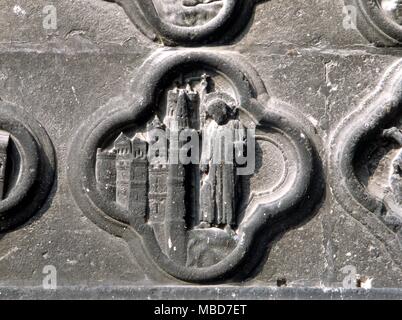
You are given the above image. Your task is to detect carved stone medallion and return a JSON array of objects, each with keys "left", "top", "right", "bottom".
[
  {"left": 0, "top": 102, "right": 55, "bottom": 232},
  {"left": 346, "top": 0, "right": 402, "bottom": 45},
  {"left": 107, "top": 0, "right": 256, "bottom": 45},
  {"left": 68, "top": 50, "right": 318, "bottom": 282}
]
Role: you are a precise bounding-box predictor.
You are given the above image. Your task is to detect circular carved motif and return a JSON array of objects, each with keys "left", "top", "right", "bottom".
[{"left": 0, "top": 102, "right": 55, "bottom": 231}]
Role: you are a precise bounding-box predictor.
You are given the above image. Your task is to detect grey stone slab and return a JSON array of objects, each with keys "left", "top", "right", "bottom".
[{"left": 1, "top": 0, "right": 402, "bottom": 299}]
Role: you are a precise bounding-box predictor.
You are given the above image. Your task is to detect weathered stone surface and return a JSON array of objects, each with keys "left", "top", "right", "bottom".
[{"left": 1, "top": 0, "right": 402, "bottom": 299}]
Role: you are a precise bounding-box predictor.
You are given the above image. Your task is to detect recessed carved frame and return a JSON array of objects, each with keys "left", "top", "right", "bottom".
[
  {"left": 68, "top": 50, "right": 317, "bottom": 282},
  {"left": 0, "top": 102, "right": 55, "bottom": 232},
  {"left": 330, "top": 60, "right": 402, "bottom": 263}
]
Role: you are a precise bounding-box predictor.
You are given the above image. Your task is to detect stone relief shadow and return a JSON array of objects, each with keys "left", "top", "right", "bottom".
[
  {"left": 352, "top": 104, "right": 402, "bottom": 233},
  {"left": 0, "top": 143, "right": 57, "bottom": 237},
  {"left": 236, "top": 140, "right": 264, "bottom": 224},
  {"left": 231, "top": 145, "right": 325, "bottom": 283},
  {"left": 222, "top": 0, "right": 271, "bottom": 47}
]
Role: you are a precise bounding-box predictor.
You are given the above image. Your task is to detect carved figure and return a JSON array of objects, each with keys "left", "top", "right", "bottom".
[
  {"left": 199, "top": 98, "right": 246, "bottom": 231},
  {"left": 73, "top": 51, "right": 316, "bottom": 281}
]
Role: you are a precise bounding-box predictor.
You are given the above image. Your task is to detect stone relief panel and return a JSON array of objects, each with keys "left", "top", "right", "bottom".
[
  {"left": 106, "top": 0, "right": 257, "bottom": 45},
  {"left": 330, "top": 60, "right": 402, "bottom": 267},
  {"left": 346, "top": 0, "right": 402, "bottom": 45},
  {"left": 68, "top": 50, "right": 321, "bottom": 282},
  {"left": 0, "top": 102, "right": 55, "bottom": 232}
]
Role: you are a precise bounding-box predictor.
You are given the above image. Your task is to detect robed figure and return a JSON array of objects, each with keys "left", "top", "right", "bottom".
[{"left": 199, "top": 99, "right": 246, "bottom": 231}]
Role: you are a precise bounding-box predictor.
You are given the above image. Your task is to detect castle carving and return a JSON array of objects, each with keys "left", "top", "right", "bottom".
[
  {"left": 95, "top": 84, "right": 198, "bottom": 260},
  {"left": 95, "top": 124, "right": 165, "bottom": 223},
  {"left": 95, "top": 74, "right": 247, "bottom": 264}
]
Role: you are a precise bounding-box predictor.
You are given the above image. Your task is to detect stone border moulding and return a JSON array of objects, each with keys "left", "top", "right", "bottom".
[
  {"left": 0, "top": 102, "right": 55, "bottom": 232},
  {"left": 330, "top": 59, "right": 402, "bottom": 266},
  {"left": 345, "top": 0, "right": 402, "bottom": 46},
  {"left": 106, "top": 0, "right": 257, "bottom": 46},
  {"left": 67, "top": 49, "right": 320, "bottom": 283},
  {"left": 2, "top": 286, "right": 402, "bottom": 300}
]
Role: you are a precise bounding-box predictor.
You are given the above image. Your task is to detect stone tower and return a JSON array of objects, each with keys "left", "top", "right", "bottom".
[
  {"left": 129, "top": 134, "right": 148, "bottom": 220},
  {"left": 115, "top": 133, "right": 133, "bottom": 209},
  {"left": 147, "top": 116, "right": 169, "bottom": 251},
  {"left": 165, "top": 89, "right": 189, "bottom": 264},
  {"left": 95, "top": 149, "right": 117, "bottom": 202},
  {"left": 114, "top": 132, "right": 148, "bottom": 220}
]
